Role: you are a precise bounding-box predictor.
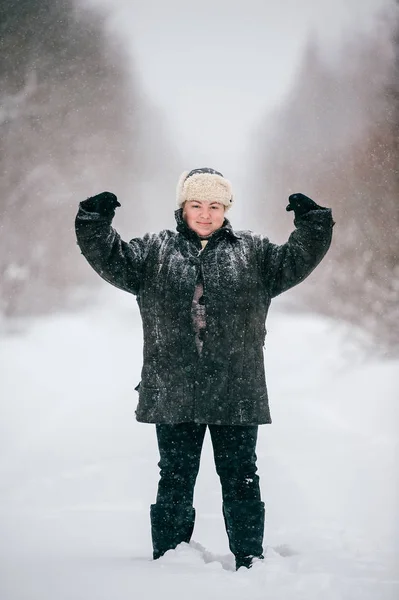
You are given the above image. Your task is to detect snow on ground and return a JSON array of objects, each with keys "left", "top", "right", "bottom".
[{"left": 0, "top": 288, "right": 398, "bottom": 600}]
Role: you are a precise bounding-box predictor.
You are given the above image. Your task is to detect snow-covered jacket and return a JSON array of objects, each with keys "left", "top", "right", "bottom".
[{"left": 75, "top": 205, "right": 334, "bottom": 425}]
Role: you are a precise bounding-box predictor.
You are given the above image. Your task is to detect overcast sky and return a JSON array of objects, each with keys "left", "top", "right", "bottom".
[{"left": 84, "top": 0, "right": 389, "bottom": 197}]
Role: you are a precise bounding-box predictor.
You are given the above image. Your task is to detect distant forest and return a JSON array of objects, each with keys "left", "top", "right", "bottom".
[
  {"left": 252, "top": 2, "right": 399, "bottom": 356},
  {"left": 0, "top": 0, "right": 176, "bottom": 318}
]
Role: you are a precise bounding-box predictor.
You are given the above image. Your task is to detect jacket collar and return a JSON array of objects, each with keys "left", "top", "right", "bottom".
[{"left": 174, "top": 208, "right": 241, "bottom": 245}]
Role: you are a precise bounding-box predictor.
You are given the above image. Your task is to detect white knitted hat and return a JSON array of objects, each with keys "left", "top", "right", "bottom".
[{"left": 176, "top": 168, "right": 233, "bottom": 210}]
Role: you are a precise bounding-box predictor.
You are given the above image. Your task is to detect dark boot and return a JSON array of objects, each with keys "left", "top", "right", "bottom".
[
  {"left": 150, "top": 503, "right": 196, "bottom": 560},
  {"left": 235, "top": 554, "right": 264, "bottom": 570},
  {"left": 223, "top": 500, "right": 265, "bottom": 570}
]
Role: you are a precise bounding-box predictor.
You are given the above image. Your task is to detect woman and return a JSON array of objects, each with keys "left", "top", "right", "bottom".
[{"left": 75, "top": 167, "right": 334, "bottom": 570}]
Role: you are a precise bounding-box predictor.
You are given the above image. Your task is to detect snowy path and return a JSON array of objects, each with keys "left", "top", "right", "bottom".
[{"left": 0, "top": 290, "right": 398, "bottom": 599}]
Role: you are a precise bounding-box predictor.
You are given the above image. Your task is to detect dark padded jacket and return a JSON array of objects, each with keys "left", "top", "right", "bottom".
[{"left": 75, "top": 205, "right": 334, "bottom": 425}]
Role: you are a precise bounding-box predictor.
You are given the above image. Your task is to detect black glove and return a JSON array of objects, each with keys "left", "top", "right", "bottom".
[
  {"left": 80, "top": 191, "right": 121, "bottom": 218},
  {"left": 286, "top": 193, "right": 325, "bottom": 218}
]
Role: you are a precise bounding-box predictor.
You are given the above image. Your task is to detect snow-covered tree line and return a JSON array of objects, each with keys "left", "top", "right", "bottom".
[
  {"left": 250, "top": 2, "right": 399, "bottom": 356},
  {"left": 0, "top": 0, "right": 176, "bottom": 319}
]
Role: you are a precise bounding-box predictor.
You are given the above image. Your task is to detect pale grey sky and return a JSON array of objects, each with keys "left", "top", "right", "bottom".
[{"left": 84, "top": 0, "right": 389, "bottom": 207}]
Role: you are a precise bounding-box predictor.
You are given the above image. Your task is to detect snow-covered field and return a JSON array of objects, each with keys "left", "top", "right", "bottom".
[{"left": 0, "top": 289, "right": 398, "bottom": 600}]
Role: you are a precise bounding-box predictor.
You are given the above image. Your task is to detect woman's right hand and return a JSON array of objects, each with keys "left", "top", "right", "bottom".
[{"left": 80, "top": 191, "right": 121, "bottom": 218}]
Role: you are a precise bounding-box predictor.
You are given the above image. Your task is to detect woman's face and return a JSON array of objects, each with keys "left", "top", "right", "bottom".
[{"left": 183, "top": 200, "right": 226, "bottom": 237}]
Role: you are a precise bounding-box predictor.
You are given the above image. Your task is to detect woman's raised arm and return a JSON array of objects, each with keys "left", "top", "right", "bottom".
[{"left": 75, "top": 191, "right": 153, "bottom": 295}]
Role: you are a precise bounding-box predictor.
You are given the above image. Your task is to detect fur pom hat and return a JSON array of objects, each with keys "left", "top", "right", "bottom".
[{"left": 176, "top": 168, "right": 233, "bottom": 210}]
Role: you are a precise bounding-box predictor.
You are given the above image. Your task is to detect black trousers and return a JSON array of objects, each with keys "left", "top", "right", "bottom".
[
  {"left": 155, "top": 423, "right": 261, "bottom": 505},
  {"left": 151, "top": 423, "right": 265, "bottom": 562}
]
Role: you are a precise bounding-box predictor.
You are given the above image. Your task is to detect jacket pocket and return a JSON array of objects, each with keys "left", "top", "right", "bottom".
[{"left": 136, "top": 385, "right": 164, "bottom": 422}]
